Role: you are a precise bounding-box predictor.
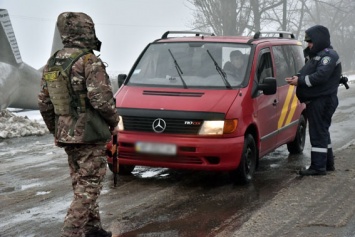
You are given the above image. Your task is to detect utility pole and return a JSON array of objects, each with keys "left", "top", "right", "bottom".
[{"left": 282, "top": 0, "right": 287, "bottom": 31}]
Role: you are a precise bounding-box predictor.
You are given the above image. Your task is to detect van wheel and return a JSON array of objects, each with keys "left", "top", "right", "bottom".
[
  {"left": 287, "top": 115, "right": 306, "bottom": 154},
  {"left": 229, "top": 134, "right": 257, "bottom": 185},
  {"left": 108, "top": 164, "right": 135, "bottom": 175}
]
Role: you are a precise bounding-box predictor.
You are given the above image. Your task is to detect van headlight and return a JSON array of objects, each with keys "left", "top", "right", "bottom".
[
  {"left": 198, "top": 119, "right": 238, "bottom": 135},
  {"left": 118, "top": 116, "right": 124, "bottom": 131}
]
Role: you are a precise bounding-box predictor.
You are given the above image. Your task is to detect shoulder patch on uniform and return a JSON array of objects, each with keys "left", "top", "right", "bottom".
[{"left": 321, "top": 56, "right": 331, "bottom": 65}]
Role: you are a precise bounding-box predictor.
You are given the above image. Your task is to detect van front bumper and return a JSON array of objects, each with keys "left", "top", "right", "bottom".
[{"left": 107, "top": 133, "right": 245, "bottom": 171}]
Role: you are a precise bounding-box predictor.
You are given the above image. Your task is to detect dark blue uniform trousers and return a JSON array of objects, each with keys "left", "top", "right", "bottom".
[{"left": 306, "top": 94, "right": 338, "bottom": 171}]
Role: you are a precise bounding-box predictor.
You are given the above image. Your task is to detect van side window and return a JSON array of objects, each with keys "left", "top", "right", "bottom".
[
  {"left": 272, "top": 45, "right": 304, "bottom": 86},
  {"left": 272, "top": 45, "right": 295, "bottom": 86},
  {"left": 290, "top": 45, "right": 305, "bottom": 72},
  {"left": 257, "top": 51, "right": 273, "bottom": 84}
]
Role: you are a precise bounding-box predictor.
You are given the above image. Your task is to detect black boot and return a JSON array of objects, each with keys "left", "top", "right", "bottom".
[
  {"left": 299, "top": 168, "right": 326, "bottom": 176},
  {"left": 86, "top": 228, "right": 112, "bottom": 237},
  {"left": 327, "top": 155, "right": 335, "bottom": 171},
  {"left": 326, "top": 165, "right": 335, "bottom": 171}
]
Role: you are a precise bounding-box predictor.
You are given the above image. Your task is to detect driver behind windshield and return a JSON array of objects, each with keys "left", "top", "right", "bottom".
[{"left": 223, "top": 50, "right": 246, "bottom": 79}]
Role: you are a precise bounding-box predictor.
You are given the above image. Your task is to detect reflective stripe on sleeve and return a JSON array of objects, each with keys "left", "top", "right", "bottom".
[{"left": 305, "top": 75, "right": 312, "bottom": 87}]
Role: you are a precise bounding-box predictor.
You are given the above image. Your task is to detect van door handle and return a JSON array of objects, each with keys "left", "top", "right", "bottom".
[{"left": 272, "top": 99, "right": 278, "bottom": 106}]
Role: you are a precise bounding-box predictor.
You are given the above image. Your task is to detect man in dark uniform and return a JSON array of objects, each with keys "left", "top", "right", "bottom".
[
  {"left": 38, "top": 12, "right": 119, "bottom": 236},
  {"left": 285, "top": 25, "right": 341, "bottom": 176}
]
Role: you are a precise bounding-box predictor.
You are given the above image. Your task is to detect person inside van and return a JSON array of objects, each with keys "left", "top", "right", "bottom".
[{"left": 223, "top": 50, "right": 246, "bottom": 80}]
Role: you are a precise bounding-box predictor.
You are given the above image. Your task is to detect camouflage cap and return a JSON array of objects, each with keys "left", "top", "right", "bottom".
[{"left": 57, "top": 12, "right": 101, "bottom": 51}]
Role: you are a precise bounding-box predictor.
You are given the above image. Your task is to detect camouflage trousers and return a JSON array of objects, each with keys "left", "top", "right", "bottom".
[{"left": 61, "top": 144, "right": 107, "bottom": 237}]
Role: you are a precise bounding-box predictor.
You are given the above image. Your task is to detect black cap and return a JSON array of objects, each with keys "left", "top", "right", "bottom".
[{"left": 304, "top": 33, "right": 312, "bottom": 42}]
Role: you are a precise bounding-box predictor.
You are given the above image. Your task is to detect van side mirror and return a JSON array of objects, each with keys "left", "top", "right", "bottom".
[
  {"left": 118, "top": 74, "right": 127, "bottom": 88},
  {"left": 258, "top": 77, "right": 276, "bottom": 95}
]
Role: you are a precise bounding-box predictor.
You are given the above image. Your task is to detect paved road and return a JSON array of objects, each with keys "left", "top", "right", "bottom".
[
  {"left": 0, "top": 86, "right": 354, "bottom": 237},
  {"left": 233, "top": 143, "right": 355, "bottom": 237}
]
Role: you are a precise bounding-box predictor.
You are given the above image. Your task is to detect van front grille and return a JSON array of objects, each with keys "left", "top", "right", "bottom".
[{"left": 122, "top": 116, "right": 202, "bottom": 134}]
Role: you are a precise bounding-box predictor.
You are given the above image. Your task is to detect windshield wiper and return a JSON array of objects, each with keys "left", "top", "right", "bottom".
[
  {"left": 206, "top": 50, "right": 232, "bottom": 89},
  {"left": 168, "top": 49, "right": 188, "bottom": 89}
]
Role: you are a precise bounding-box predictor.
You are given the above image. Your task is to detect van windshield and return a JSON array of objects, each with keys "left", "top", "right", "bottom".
[{"left": 128, "top": 42, "right": 251, "bottom": 89}]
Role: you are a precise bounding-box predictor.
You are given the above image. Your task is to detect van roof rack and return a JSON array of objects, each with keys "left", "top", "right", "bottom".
[
  {"left": 161, "top": 31, "right": 215, "bottom": 39},
  {"left": 247, "top": 31, "right": 295, "bottom": 44},
  {"left": 253, "top": 31, "right": 295, "bottom": 39}
]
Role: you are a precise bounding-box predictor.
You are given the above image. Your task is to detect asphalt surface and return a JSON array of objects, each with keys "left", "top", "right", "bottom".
[
  {"left": 1, "top": 135, "right": 354, "bottom": 237},
  {"left": 232, "top": 143, "right": 355, "bottom": 237},
  {"left": 1, "top": 84, "right": 355, "bottom": 237}
]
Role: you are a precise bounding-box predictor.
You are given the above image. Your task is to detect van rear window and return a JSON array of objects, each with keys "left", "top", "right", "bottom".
[{"left": 128, "top": 43, "right": 251, "bottom": 89}]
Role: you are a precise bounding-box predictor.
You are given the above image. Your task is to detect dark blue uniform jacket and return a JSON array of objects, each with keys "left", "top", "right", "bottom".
[{"left": 296, "top": 25, "right": 341, "bottom": 103}]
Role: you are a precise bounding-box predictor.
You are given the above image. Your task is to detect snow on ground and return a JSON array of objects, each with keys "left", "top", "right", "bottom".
[{"left": 0, "top": 109, "right": 48, "bottom": 139}]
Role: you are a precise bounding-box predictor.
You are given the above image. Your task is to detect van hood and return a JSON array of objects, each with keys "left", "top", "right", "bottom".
[{"left": 116, "top": 86, "right": 239, "bottom": 114}]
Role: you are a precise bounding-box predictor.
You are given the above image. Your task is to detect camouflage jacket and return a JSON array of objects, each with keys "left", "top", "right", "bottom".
[{"left": 38, "top": 48, "right": 119, "bottom": 144}]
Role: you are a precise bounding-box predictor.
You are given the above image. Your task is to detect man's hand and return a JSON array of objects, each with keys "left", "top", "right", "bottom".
[
  {"left": 110, "top": 126, "right": 119, "bottom": 135},
  {"left": 285, "top": 76, "right": 298, "bottom": 86}
]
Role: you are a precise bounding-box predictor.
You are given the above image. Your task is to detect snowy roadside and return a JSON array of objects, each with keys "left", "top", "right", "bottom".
[{"left": 0, "top": 109, "right": 48, "bottom": 139}]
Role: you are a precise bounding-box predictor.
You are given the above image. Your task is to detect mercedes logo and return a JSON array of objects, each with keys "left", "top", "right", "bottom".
[{"left": 152, "top": 118, "right": 166, "bottom": 133}]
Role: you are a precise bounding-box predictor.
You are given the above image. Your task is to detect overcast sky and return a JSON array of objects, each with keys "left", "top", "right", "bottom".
[{"left": 0, "top": 0, "right": 195, "bottom": 73}]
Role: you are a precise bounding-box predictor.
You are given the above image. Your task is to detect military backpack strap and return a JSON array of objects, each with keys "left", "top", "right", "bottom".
[
  {"left": 62, "top": 49, "right": 93, "bottom": 76},
  {"left": 63, "top": 49, "right": 93, "bottom": 114},
  {"left": 63, "top": 49, "right": 93, "bottom": 135}
]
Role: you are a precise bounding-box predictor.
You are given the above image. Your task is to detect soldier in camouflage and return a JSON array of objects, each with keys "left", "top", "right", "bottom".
[{"left": 38, "top": 12, "right": 119, "bottom": 237}]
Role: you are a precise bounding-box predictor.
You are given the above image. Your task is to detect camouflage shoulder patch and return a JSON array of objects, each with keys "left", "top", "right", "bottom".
[{"left": 321, "top": 56, "right": 331, "bottom": 65}]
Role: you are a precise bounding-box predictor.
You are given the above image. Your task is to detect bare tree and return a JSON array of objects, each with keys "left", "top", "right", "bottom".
[
  {"left": 267, "top": 0, "right": 307, "bottom": 38},
  {"left": 304, "top": 0, "right": 355, "bottom": 71},
  {"left": 249, "top": 0, "right": 284, "bottom": 32},
  {"left": 188, "top": 0, "right": 355, "bottom": 71},
  {"left": 188, "top": 0, "right": 250, "bottom": 35},
  {"left": 189, "top": 0, "right": 304, "bottom": 36}
]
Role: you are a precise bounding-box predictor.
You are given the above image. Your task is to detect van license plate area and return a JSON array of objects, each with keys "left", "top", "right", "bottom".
[{"left": 135, "top": 142, "right": 177, "bottom": 155}]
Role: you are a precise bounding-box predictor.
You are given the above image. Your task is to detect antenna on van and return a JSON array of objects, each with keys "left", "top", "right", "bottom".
[{"left": 161, "top": 31, "right": 215, "bottom": 39}]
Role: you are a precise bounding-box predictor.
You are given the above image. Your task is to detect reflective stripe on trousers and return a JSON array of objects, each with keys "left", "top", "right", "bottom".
[{"left": 306, "top": 94, "right": 338, "bottom": 171}]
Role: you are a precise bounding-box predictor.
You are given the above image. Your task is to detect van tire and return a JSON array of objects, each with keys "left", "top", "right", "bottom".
[
  {"left": 230, "top": 134, "right": 257, "bottom": 185},
  {"left": 108, "top": 164, "right": 135, "bottom": 175},
  {"left": 287, "top": 115, "right": 306, "bottom": 154}
]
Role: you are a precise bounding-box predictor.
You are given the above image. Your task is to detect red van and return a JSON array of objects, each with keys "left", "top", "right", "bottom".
[{"left": 107, "top": 31, "right": 306, "bottom": 184}]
